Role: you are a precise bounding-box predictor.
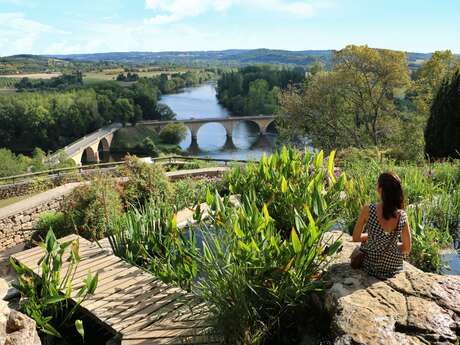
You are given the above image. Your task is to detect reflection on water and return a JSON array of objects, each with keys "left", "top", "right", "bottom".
[
  {"left": 159, "top": 83, "right": 276, "bottom": 160},
  {"left": 441, "top": 250, "right": 460, "bottom": 275}
]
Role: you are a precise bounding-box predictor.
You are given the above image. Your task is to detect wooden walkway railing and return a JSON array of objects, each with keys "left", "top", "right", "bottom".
[{"left": 11, "top": 235, "right": 220, "bottom": 345}]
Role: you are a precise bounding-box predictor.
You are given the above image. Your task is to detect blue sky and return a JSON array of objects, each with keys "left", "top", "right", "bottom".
[{"left": 0, "top": 0, "right": 459, "bottom": 56}]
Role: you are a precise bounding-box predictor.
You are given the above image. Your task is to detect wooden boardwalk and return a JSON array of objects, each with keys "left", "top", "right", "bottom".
[{"left": 11, "top": 235, "right": 219, "bottom": 345}]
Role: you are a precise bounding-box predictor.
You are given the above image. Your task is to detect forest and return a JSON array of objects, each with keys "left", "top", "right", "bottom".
[
  {"left": 0, "top": 69, "right": 214, "bottom": 153},
  {"left": 217, "top": 65, "right": 306, "bottom": 115}
]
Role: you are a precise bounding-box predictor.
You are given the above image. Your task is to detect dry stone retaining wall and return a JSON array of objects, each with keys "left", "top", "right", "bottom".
[
  {"left": 0, "top": 167, "right": 119, "bottom": 200},
  {"left": 0, "top": 196, "right": 64, "bottom": 251}
]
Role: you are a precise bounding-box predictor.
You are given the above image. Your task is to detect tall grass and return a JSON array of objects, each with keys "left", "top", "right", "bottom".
[{"left": 108, "top": 201, "right": 198, "bottom": 290}]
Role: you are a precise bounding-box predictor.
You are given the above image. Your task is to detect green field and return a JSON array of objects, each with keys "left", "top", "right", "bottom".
[{"left": 82, "top": 67, "right": 193, "bottom": 84}]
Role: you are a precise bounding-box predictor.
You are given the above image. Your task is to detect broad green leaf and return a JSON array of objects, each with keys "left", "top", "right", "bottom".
[
  {"left": 291, "top": 228, "right": 301, "bottom": 254},
  {"left": 75, "top": 320, "right": 85, "bottom": 341},
  {"left": 44, "top": 295, "right": 67, "bottom": 305},
  {"left": 314, "top": 150, "right": 324, "bottom": 170},
  {"left": 281, "top": 176, "right": 288, "bottom": 193},
  {"left": 233, "top": 222, "right": 244, "bottom": 238},
  {"left": 262, "top": 204, "right": 270, "bottom": 222},
  {"left": 327, "top": 150, "right": 336, "bottom": 183}
]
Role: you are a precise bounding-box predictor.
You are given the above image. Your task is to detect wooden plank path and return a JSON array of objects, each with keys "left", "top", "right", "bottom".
[{"left": 11, "top": 235, "right": 220, "bottom": 345}]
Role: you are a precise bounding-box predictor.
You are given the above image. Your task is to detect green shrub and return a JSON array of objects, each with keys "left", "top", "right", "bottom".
[
  {"left": 63, "top": 175, "right": 123, "bottom": 240},
  {"left": 120, "top": 155, "right": 173, "bottom": 208},
  {"left": 11, "top": 230, "right": 98, "bottom": 340},
  {"left": 195, "top": 191, "right": 342, "bottom": 345},
  {"left": 134, "top": 137, "right": 160, "bottom": 157},
  {"left": 33, "top": 211, "right": 68, "bottom": 241},
  {"left": 159, "top": 122, "right": 188, "bottom": 145},
  {"left": 225, "top": 146, "right": 348, "bottom": 236}
]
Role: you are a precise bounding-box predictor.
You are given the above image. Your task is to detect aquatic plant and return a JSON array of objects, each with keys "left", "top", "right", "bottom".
[{"left": 11, "top": 229, "right": 98, "bottom": 339}]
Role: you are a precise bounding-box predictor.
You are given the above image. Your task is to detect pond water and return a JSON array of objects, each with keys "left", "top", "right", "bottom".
[{"left": 159, "top": 83, "right": 277, "bottom": 160}]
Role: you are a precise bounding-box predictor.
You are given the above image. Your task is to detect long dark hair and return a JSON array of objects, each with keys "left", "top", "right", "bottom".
[{"left": 378, "top": 172, "right": 404, "bottom": 220}]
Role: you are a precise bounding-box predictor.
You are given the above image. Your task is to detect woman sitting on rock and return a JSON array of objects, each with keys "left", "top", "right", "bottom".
[{"left": 351, "top": 172, "right": 412, "bottom": 279}]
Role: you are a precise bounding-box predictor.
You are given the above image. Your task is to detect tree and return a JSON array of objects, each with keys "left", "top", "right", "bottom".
[
  {"left": 135, "top": 137, "right": 160, "bottom": 157},
  {"left": 159, "top": 123, "right": 188, "bottom": 145},
  {"left": 425, "top": 71, "right": 460, "bottom": 159},
  {"left": 412, "top": 50, "right": 460, "bottom": 115},
  {"left": 245, "top": 79, "right": 270, "bottom": 115},
  {"left": 115, "top": 98, "right": 135, "bottom": 126},
  {"left": 278, "top": 45, "right": 411, "bottom": 149},
  {"left": 0, "top": 148, "right": 30, "bottom": 177},
  {"left": 155, "top": 103, "right": 176, "bottom": 121}
]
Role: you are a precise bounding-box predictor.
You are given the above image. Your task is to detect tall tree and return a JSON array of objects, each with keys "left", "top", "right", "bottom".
[
  {"left": 425, "top": 71, "right": 460, "bottom": 159},
  {"left": 278, "top": 45, "right": 411, "bottom": 149},
  {"left": 412, "top": 50, "right": 460, "bottom": 115}
]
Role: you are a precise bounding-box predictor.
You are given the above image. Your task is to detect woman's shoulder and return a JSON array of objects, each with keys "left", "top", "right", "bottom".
[
  {"left": 360, "top": 204, "right": 372, "bottom": 218},
  {"left": 397, "top": 209, "right": 408, "bottom": 224},
  {"left": 363, "top": 203, "right": 377, "bottom": 212},
  {"left": 362, "top": 204, "right": 371, "bottom": 212}
]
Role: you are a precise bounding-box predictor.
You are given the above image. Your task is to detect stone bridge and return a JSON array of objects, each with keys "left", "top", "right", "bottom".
[
  {"left": 138, "top": 115, "right": 276, "bottom": 141},
  {"left": 49, "top": 123, "right": 122, "bottom": 165},
  {"left": 53, "top": 116, "right": 276, "bottom": 165}
]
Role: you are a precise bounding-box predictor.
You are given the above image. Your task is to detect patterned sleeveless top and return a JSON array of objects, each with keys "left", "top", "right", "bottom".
[{"left": 361, "top": 203, "right": 407, "bottom": 279}]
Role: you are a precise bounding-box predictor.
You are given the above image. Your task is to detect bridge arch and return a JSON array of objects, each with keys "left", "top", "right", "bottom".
[
  {"left": 264, "top": 119, "right": 277, "bottom": 134},
  {"left": 254, "top": 118, "right": 276, "bottom": 135},
  {"left": 98, "top": 137, "right": 110, "bottom": 152},
  {"left": 195, "top": 122, "right": 228, "bottom": 149},
  {"left": 81, "top": 147, "right": 97, "bottom": 164},
  {"left": 234, "top": 119, "right": 262, "bottom": 136}
]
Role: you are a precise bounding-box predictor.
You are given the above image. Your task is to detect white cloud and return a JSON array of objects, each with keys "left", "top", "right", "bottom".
[
  {"left": 0, "top": 12, "right": 58, "bottom": 55},
  {"left": 144, "top": 0, "right": 329, "bottom": 24}
]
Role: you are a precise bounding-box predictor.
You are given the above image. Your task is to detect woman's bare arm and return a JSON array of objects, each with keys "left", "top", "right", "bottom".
[
  {"left": 352, "top": 205, "right": 369, "bottom": 243},
  {"left": 399, "top": 222, "right": 411, "bottom": 254}
]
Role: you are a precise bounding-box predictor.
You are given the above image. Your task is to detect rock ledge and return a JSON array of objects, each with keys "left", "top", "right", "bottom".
[{"left": 325, "top": 232, "right": 460, "bottom": 345}]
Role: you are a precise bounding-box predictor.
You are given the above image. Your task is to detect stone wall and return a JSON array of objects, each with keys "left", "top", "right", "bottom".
[
  {"left": 0, "top": 168, "right": 119, "bottom": 200},
  {"left": 0, "top": 196, "right": 64, "bottom": 251}
]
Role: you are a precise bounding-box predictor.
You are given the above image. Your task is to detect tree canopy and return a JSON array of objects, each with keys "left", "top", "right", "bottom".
[
  {"left": 425, "top": 71, "right": 460, "bottom": 159},
  {"left": 278, "top": 45, "right": 411, "bottom": 150},
  {"left": 217, "top": 65, "right": 305, "bottom": 115}
]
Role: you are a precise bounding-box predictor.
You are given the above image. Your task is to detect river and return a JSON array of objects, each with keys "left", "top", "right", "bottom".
[{"left": 159, "top": 83, "right": 277, "bottom": 160}]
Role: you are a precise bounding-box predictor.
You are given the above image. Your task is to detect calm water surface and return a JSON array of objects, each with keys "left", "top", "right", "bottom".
[{"left": 159, "top": 83, "right": 276, "bottom": 160}]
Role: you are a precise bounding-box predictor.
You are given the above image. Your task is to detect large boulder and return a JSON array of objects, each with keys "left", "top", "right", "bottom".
[
  {"left": 324, "top": 231, "right": 460, "bottom": 345},
  {"left": 0, "top": 300, "right": 41, "bottom": 345}
]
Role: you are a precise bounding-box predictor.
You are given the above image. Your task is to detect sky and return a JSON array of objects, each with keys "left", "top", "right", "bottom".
[{"left": 0, "top": 0, "right": 459, "bottom": 56}]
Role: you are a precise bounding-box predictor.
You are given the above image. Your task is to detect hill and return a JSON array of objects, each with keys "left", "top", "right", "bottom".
[
  {"left": 46, "top": 49, "right": 435, "bottom": 68},
  {"left": 2, "top": 49, "right": 452, "bottom": 74}
]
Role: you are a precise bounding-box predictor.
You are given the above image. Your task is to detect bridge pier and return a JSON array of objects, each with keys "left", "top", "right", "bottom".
[
  {"left": 222, "top": 135, "right": 236, "bottom": 151},
  {"left": 188, "top": 136, "right": 200, "bottom": 154}
]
